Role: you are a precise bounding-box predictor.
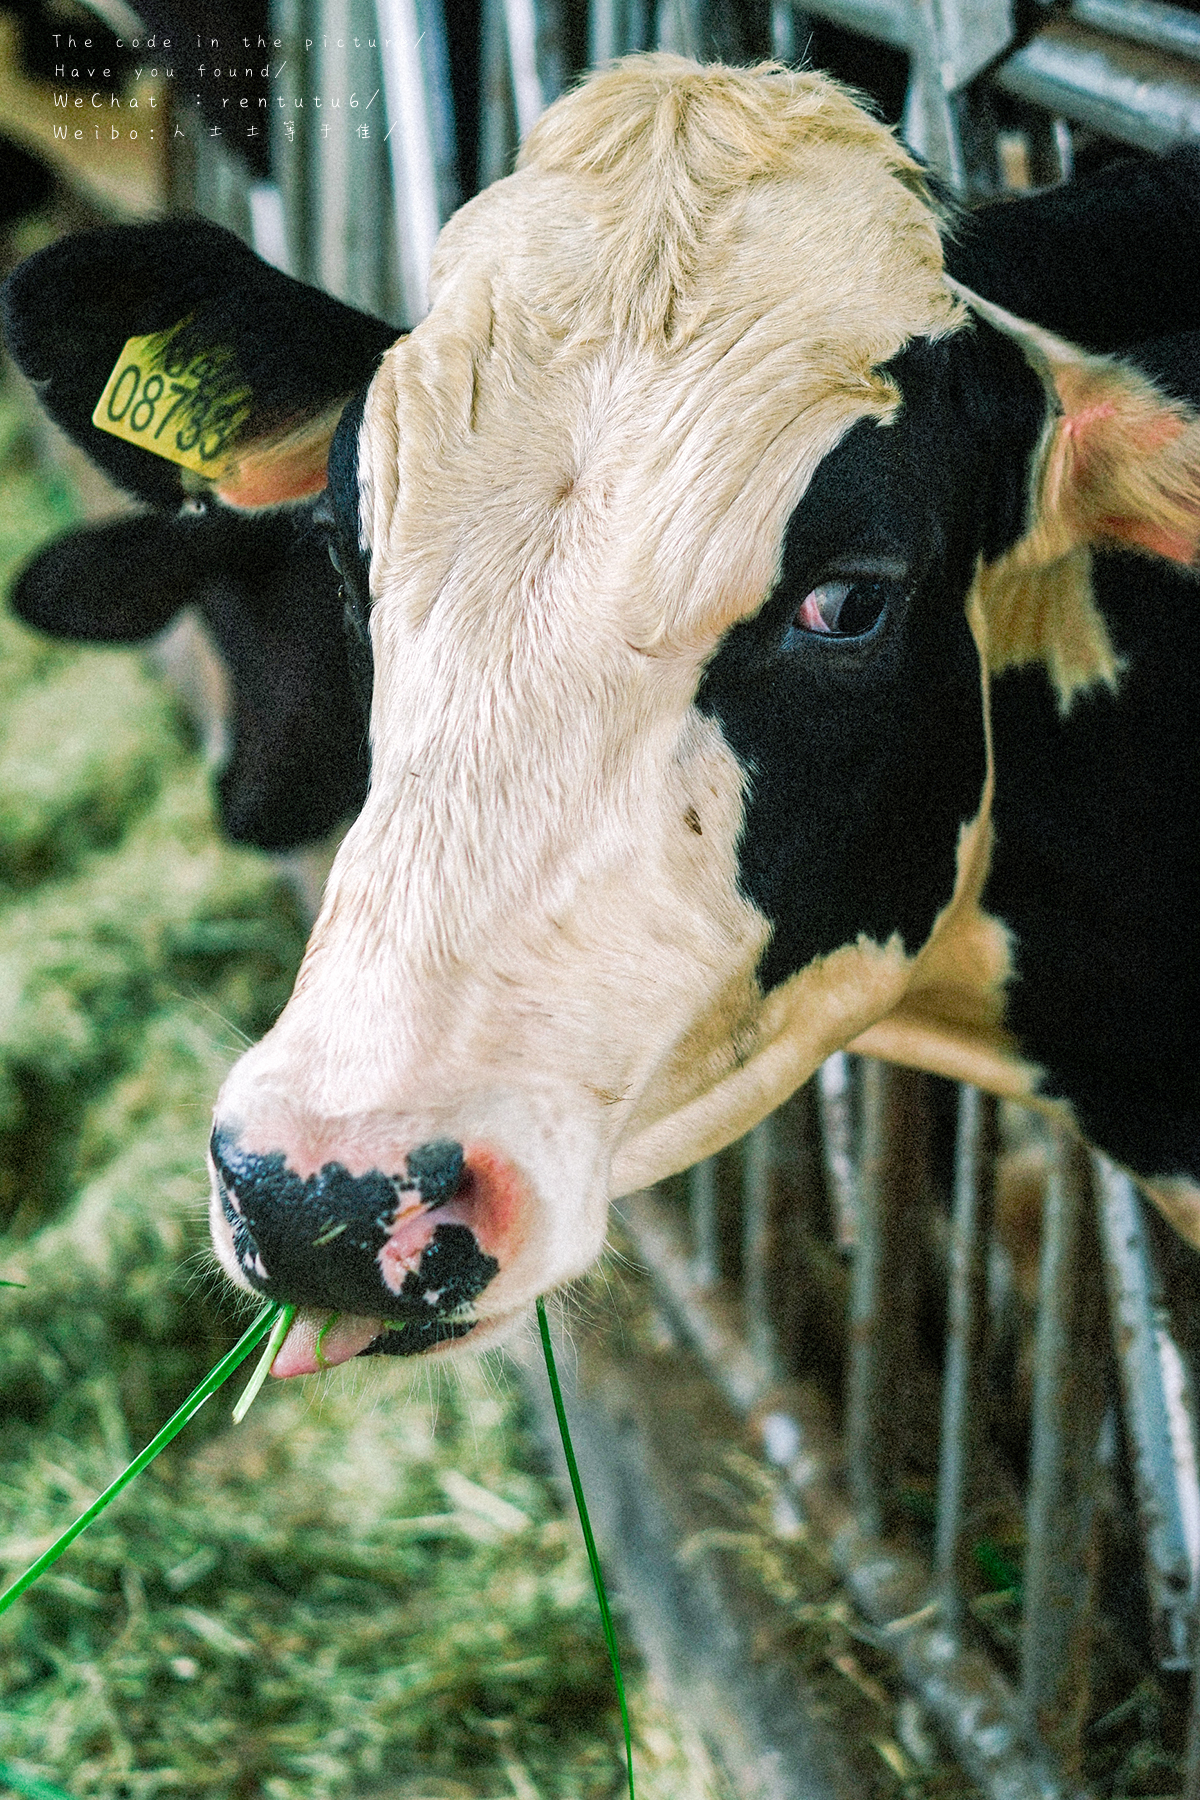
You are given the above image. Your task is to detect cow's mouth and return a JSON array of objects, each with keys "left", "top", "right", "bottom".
[
  {"left": 209, "top": 1132, "right": 501, "bottom": 1355},
  {"left": 263, "top": 1303, "right": 481, "bottom": 1375}
]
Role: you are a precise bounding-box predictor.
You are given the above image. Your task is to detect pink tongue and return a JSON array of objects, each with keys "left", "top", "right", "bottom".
[{"left": 270, "top": 1309, "right": 384, "bottom": 1378}]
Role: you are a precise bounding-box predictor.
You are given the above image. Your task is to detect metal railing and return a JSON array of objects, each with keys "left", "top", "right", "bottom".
[
  {"left": 175, "top": 0, "right": 1200, "bottom": 255},
  {"left": 162, "top": 1, "right": 1200, "bottom": 1791},
  {"left": 619, "top": 1064, "right": 1200, "bottom": 1796}
]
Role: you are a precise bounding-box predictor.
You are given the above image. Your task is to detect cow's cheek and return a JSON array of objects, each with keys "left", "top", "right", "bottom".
[{"left": 611, "top": 932, "right": 915, "bottom": 1194}]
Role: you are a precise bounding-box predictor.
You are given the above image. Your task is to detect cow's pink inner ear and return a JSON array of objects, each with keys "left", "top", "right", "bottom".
[
  {"left": 213, "top": 403, "right": 346, "bottom": 510},
  {"left": 1044, "top": 361, "right": 1200, "bottom": 568}
]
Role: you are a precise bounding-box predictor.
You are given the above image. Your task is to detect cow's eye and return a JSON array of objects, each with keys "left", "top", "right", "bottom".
[
  {"left": 784, "top": 563, "right": 905, "bottom": 647},
  {"left": 792, "top": 578, "right": 890, "bottom": 638}
]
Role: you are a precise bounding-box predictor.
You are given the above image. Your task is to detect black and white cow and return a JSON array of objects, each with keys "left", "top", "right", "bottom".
[
  {"left": 4, "top": 219, "right": 396, "bottom": 851},
  {"left": 5, "top": 57, "right": 1199, "bottom": 1377}
]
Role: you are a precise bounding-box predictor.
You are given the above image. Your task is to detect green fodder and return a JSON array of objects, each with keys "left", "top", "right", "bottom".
[{"left": 0, "top": 372, "right": 719, "bottom": 1800}]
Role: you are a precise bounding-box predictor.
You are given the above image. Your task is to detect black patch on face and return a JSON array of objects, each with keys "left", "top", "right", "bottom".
[
  {"left": 321, "top": 384, "right": 375, "bottom": 723},
  {"left": 983, "top": 327, "right": 1200, "bottom": 1189},
  {"left": 696, "top": 321, "right": 1046, "bottom": 992},
  {"left": 210, "top": 1133, "right": 498, "bottom": 1337}
]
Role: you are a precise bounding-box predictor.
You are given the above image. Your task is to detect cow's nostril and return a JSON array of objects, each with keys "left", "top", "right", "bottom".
[
  {"left": 208, "top": 1127, "right": 498, "bottom": 1333},
  {"left": 404, "top": 1138, "right": 464, "bottom": 1205}
]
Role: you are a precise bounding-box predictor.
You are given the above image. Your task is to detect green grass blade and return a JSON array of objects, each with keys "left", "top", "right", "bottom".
[
  {"left": 0, "top": 1302, "right": 282, "bottom": 1617},
  {"left": 0, "top": 1761, "right": 78, "bottom": 1800},
  {"left": 232, "top": 1303, "right": 295, "bottom": 1423},
  {"left": 536, "top": 1296, "right": 635, "bottom": 1800}
]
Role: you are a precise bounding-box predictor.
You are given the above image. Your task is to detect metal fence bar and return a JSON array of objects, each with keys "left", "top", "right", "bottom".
[
  {"left": 816, "top": 1051, "right": 857, "bottom": 1252},
  {"left": 845, "top": 1055, "right": 888, "bottom": 1539},
  {"left": 314, "top": 0, "right": 355, "bottom": 304},
  {"left": 742, "top": 1119, "right": 778, "bottom": 1379},
  {"left": 991, "top": 19, "right": 1200, "bottom": 152},
  {"left": 502, "top": 0, "right": 548, "bottom": 138},
  {"left": 1095, "top": 1153, "right": 1200, "bottom": 1670},
  {"left": 935, "top": 1085, "right": 995, "bottom": 1640},
  {"left": 270, "top": 0, "right": 308, "bottom": 279},
  {"left": 479, "top": 0, "right": 518, "bottom": 187},
  {"left": 1021, "top": 1135, "right": 1107, "bottom": 1774},
  {"left": 1071, "top": 0, "right": 1200, "bottom": 64},
  {"left": 376, "top": 0, "right": 444, "bottom": 320},
  {"left": 688, "top": 1157, "right": 719, "bottom": 1288}
]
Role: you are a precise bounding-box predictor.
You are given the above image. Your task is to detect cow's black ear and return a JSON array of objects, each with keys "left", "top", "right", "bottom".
[
  {"left": 12, "top": 514, "right": 198, "bottom": 641},
  {"left": 1, "top": 219, "right": 400, "bottom": 508}
]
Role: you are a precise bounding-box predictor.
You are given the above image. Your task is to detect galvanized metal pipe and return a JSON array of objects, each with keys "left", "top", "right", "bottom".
[
  {"left": 845, "top": 1056, "right": 888, "bottom": 1539},
  {"left": 1094, "top": 1153, "right": 1199, "bottom": 1670},
  {"left": 816, "top": 1052, "right": 858, "bottom": 1252},
  {"left": 1071, "top": 0, "right": 1200, "bottom": 63},
  {"left": 315, "top": 0, "right": 355, "bottom": 304},
  {"left": 1021, "top": 1134, "right": 1106, "bottom": 1771},
  {"left": 688, "top": 1158, "right": 719, "bottom": 1289},
  {"left": 479, "top": 0, "right": 517, "bottom": 187},
  {"left": 376, "top": 0, "right": 442, "bottom": 319},
  {"left": 742, "top": 1119, "right": 778, "bottom": 1379},
  {"left": 995, "top": 18, "right": 1200, "bottom": 152},
  {"left": 935, "top": 1085, "right": 994, "bottom": 1638},
  {"left": 502, "top": 0, "right": 544, "bottom": 138}
]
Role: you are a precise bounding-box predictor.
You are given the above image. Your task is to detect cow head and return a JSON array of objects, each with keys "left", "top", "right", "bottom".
[{"left": 8, "top": 58, "right": 1199, "bottom": 1371}]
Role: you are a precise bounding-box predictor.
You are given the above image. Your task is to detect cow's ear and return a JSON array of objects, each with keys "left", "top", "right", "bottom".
[
  {"left": 1034, "top": 343, "right": 1200, "bottom": 567},
  {"left": 13, "top": 515, "right": 196, "bottom": 641},
  {"left": 956, "top": 286, "right": 1200, "bottom": 705},
  {"left": 1, "top": 219, "right": 400, "bottom": 510}
]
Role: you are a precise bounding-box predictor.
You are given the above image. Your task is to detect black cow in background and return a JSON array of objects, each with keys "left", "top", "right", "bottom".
[{"left": 5, "top": 219, "right": 397, "bottom": 850}]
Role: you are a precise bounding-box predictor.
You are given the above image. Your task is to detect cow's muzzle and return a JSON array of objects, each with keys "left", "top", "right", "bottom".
[{"left": 209, "top": 1129, "right": 501, "bottom": 1357}]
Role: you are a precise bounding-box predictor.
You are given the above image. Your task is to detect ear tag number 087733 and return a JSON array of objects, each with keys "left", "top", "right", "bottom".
[{"left": 91, "top": 323, "right": 252, "bottom": 478}]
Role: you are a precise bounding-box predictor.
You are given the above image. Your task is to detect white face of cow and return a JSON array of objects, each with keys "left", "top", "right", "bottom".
[{"left": 208, "top": 57, "right": 1200, "bottom": 1371}]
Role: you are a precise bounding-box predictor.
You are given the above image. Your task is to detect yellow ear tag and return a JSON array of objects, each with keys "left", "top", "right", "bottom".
[{"left": 91, "top": 323, "right": 253, "bottom": 478}]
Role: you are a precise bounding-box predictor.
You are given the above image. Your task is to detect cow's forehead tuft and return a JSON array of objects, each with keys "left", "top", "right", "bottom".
[
  {"left": 430, "top": 56, "right": 951, "bottom": 357},
  {"left": 360, "top": 64, "right": 965, "bottom": 656}
]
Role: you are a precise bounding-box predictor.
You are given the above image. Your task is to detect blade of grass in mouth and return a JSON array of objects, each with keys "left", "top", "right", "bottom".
[
  {"left": 537, "top": 1295, "right": 636, "bottom": 1800},
  {"left": 0, "top": 1301, "right": 287, "bottom": 1617}
]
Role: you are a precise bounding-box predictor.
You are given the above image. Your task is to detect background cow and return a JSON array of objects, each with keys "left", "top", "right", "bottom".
[{"left": 5, "top": 57, "right": 1199, "bottom": 1377}]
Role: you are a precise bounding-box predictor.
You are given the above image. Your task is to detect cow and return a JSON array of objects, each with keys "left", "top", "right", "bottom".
[{"left": 4, "top": 56, "right": 1199, "bottom": 1381}]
